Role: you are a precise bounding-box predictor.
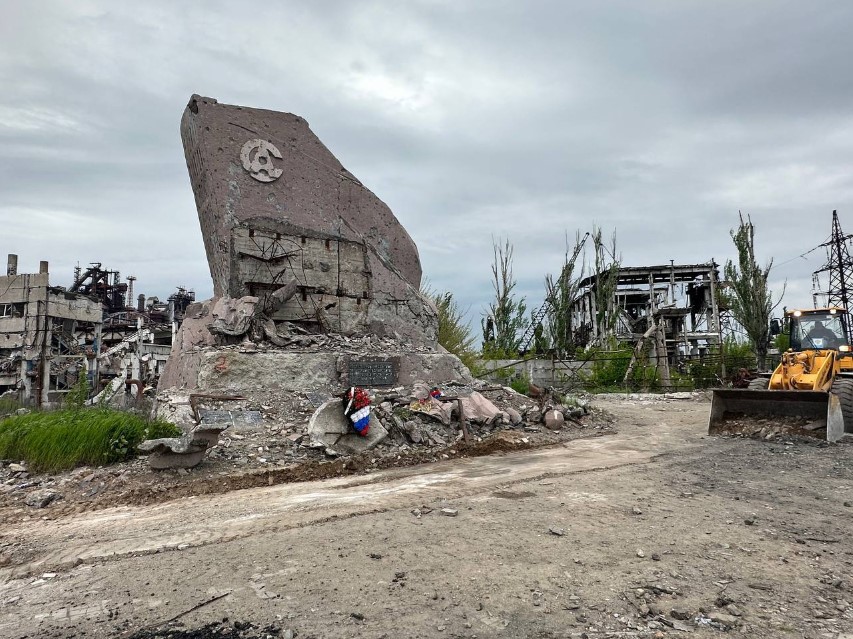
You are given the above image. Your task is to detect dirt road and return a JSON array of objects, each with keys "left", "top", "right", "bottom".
[{"left": 1, "top": 395, "right": 852, "bottom": 638}]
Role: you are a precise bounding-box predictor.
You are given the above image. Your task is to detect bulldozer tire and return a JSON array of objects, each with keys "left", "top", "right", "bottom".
[
  {"left": 831, "top": 378, "right": 853, "bottom": 432},
  {"left": 747, "top": 378, "right": 769, "bottom": 390}
]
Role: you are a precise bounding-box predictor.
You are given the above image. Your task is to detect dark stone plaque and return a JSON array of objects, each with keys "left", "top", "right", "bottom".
[{"left": 348, "top": 359, "right": 396, "bottom": 387}]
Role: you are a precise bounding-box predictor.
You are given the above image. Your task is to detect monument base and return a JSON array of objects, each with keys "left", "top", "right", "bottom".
[{"left": 159, "top": 346, "right": 472, "bottom": 394}]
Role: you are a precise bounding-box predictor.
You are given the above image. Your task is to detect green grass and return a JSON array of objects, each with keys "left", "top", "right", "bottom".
[
  {"left": 0, "top": 396, "right": 19, "bottom": 417},
  {"left": 0, "top": 408, "right": 180, "bottom": 473}
]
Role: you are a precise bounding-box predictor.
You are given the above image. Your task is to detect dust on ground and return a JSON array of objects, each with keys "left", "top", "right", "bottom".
[{"left": 1, "top": 393, "right": 852, "bottom": 639}]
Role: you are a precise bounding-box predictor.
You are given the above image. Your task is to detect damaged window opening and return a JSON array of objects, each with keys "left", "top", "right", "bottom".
[{"left": 0, "top": 303, "right": 25, "bottom": 318}]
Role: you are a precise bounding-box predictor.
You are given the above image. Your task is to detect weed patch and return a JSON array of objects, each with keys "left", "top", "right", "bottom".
[{"left": 0, "top": 409, "right": 179, "bottom": 473}]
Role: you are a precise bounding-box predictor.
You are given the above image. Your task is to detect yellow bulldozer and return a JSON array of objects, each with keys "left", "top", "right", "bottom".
[{"left": 709, "top": 307, "right": 853, "bottom": 442}]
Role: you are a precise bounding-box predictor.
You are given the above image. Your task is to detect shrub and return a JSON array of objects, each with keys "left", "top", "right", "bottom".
[
  {"left": 65, "top": 371, "right": 90, "bottom": 409},
  {"left": 0, "top": 408, "right": 180, "bottom": 473},
  {"left": 425, "top": 288, "right": 478, "bottom": 370},
  {"left": 509, "top": 372, "right": 531, "bottom": 395}
]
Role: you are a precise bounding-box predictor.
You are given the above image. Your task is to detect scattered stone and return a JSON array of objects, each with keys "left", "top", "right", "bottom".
[
  {"left": 505, "top": 407, "right": 522, "bottom": 424},
  {"left": 651, "top": 553, "right": 661, "bottom": 561},
  {"left": 744, "top": 517, "right": 755, "bottom": 526},
  {"left": 549, "top": 527, "right": 566, "bottom": 536},
  {"left": 726, "top": 603, "right": 742, "bottom": 616},
  {"left": 670, "top": 608, "right": 691, "bottom": 620},
  {"left": 631, "top": 506, "right": 643, "bottom": 515},
  {"left": 708, "top": 611, "right": 739, "bottom": 627},
  {"left": 844, "top": 501, "right": 851, "bottom": 507},
  {"left": 24, "top": 490, "right": 60, "bottom": 509},
  {"left": 636, "top": 549, "right": 645, "bottom": 558},
  {"left": 544, "top": 410, "right": 565, "bottom": 430},
  {"left": 350, "top": 612, "right": 365, "bottom": 621},
  {"left": 8, "top": 463, "right": 25, "bottom": 473},
  {"left": 440, "top": 508, "right": 459, "bottom": 517}
]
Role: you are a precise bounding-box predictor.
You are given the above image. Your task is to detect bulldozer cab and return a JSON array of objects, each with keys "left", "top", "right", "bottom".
[{"left": 788, "top": 308, "right": 850, "bottom": 352}]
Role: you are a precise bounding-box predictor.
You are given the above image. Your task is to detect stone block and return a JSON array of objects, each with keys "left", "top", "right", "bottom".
[
  {"left": 460, "top": 391, "right": 503, "bottom": 424},
  {"left": 544, "top": 410, "right": 565, "bottom": 430}
]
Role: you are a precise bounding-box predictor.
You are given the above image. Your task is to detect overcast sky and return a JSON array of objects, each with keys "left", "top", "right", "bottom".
[{"left": 2, "top": 1, "right": 853, "bottom": 333}]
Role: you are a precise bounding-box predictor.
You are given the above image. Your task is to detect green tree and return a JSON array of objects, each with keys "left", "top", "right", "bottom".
[
  {"left": 723, "top": 212, "right": 784, "bottom": 370},
  {"left": 591, "top": 226, "right": 620, "bottom": 345},
  {"left": 482, "top": 238, "right": 528, "bottom": 358},
  {"left": 544, "top": 231, "right": 587, "bottom": 357},
  {"left": 427, "top": 289, "right": 477, "bottom": 370}
]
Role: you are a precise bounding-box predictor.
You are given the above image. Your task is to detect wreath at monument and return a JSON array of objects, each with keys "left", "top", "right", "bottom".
[{"left": 344, "top": 387, "right": 371, "bottom": 436}]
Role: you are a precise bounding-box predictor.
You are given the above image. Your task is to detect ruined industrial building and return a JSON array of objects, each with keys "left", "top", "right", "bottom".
[{"left": 0, "top": 255, "right": 194, "bottom": 407}]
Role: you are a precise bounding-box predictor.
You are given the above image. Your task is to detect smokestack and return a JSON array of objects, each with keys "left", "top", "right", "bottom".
[
  {"left": 6, "top": 254, "right": 17, "bottom": 276},
  {"left": 137, "top": 294, "right": 146, "bottom": 313},
  {"left": 39, "top": 260, "right": 49, "bottom": 274}
]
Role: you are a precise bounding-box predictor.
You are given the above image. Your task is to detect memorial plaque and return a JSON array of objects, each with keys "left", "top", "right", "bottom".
[{"left": 348, "top": 359, "right": 396, "bottom": 387}]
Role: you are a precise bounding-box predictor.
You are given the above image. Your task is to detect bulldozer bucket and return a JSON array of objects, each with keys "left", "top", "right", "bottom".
[{"left": 709, "top": 389, "right": 845, "bottom": 442}]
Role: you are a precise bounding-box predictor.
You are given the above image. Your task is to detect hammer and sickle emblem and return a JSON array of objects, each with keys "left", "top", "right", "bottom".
[{"left": 240, "top": 139, "right": 283, "bottom": 183}]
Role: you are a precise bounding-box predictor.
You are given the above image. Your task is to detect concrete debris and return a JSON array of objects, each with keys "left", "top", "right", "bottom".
[
  {"left": 209, "top": 296, "right": 259, "bottom": 337},
  {"left": 544, "top": 409, "right": 565, "bottom": 430},
  {"left": 439, "top": 508, "right": 458, "bottom": 517},
  {"left": 308, "top": 398, "right": 388, "bottom": 454},
  {"left": 24, "top": 489, "right": 60, "bottom": 508},
  {"left": 459, "top": 391, "right": 504, "bottom": 424},
  {"left": 138, "top": 423, "right": 230, "bottom": 469},
  {"left": 8, "top": 463, "right": 26, "bottom": 473},
  {"left": 409, "top": 397, "right": 453, "bottom": 425},
  {"left": 268, "top": 280, "right": 300, "bottom": 311}
]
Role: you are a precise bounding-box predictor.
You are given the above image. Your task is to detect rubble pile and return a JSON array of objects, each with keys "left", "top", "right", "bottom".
[
  {"left": 0, "top": 383, "right": 611, "bottom": 528},
  {"left": 155, "top": 379, "right": 601, "bottom": 470}
]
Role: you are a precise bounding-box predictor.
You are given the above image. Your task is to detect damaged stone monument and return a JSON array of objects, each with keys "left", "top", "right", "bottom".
[{"left": 156, "top": 95, "right": 471, "bottom": 458}]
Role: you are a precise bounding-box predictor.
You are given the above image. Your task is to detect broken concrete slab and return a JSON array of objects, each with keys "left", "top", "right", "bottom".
[
  {"left": 209, "top": 296, "right": 258, "bottom": 337},
  {"left": 138, "top": 437, "right": 209, "bottom": 470},
  {"left": 308, "top": 398, "right": 388, "bottom": 454},
  {"left": 459, "top": 391, "right": 503, "bottom": 425},
  {"left": 138, "top": 423, "right": 230, "bottom": 469},
  {"left": 409, "top": 398, "right": 453, "bottom": 425}
]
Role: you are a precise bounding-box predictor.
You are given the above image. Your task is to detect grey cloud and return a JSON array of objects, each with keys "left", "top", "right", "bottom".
[{"left": 1, "top": 0, "right": 852, "bottom": 326}]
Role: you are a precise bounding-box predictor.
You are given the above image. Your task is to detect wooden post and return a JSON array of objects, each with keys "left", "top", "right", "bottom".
[{"left": 457, "top": 398, "right": 470, "bottom": 443}]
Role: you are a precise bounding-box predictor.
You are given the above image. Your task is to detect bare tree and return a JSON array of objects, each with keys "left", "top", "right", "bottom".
[
  {"left": 724, "top": 212, "right": 784, "bottom": 370},
  {"left": 482, "top": 238, "right": 528, "bottom": 357}
]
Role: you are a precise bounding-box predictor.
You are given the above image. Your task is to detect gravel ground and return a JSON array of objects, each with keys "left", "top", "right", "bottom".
[{"left": 1, "top": 393, "right": 851, "bottom": 638}]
